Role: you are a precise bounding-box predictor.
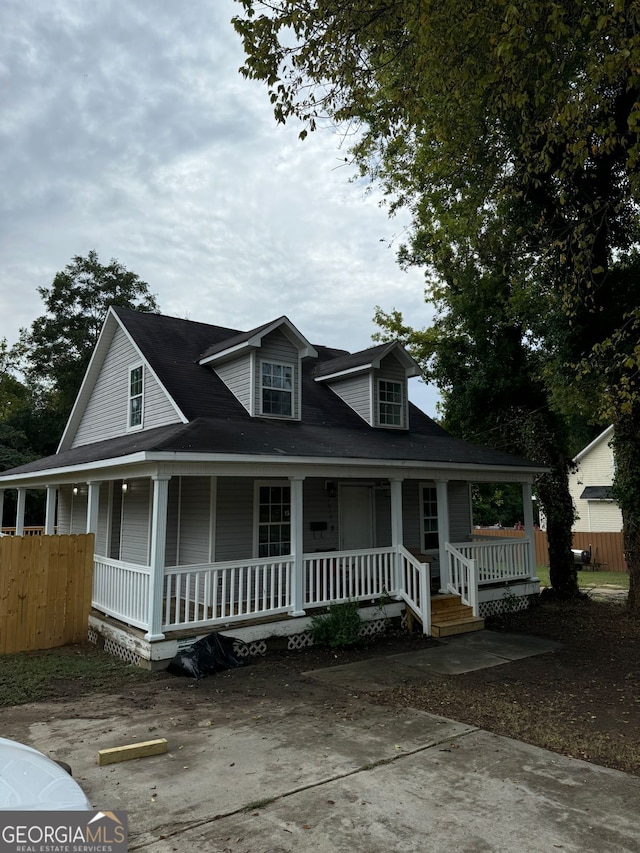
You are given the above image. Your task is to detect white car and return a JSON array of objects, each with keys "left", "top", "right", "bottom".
[{"left": 0, "top": 737, "right": 91, "bottom": 810}]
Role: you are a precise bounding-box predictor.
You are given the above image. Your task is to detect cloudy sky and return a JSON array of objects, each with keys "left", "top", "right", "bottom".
[{"left": 0, "top": 0, "right": 438, "bottom": 413}]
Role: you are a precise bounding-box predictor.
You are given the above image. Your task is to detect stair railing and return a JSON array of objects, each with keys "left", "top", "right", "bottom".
[{"left": 445, "top": 543, "right": 479, "bottom": 617}]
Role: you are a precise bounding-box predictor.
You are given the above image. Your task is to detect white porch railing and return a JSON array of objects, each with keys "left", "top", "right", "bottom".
[
  {"left": 445, "top": 543, "right": 479, "bottom": 616},
  {"left": 93, "top": 556, "right": 150, "bottom": 630},
  {"left": 396, "top": 546, "right": 431, "bottom": 635},
  {"left": 304, "top": 547, "right": 396, "bottom": 607},
  {"left": 452, "top": 538, "right": 532, "bottom": 584},
  {"left": 162, "top": 557, "right": 294, "bottom": 631}
]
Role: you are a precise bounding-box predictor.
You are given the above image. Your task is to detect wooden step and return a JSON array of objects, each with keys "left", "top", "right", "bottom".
[
  {"left": 431, "top": 594, "right": 464, "bottom": 611},
  {"left": 432, "top": 607, "right": 476, "bottom": 624},
  {"left": 431, "top": 617, "right": 485, "bottom": 638}
]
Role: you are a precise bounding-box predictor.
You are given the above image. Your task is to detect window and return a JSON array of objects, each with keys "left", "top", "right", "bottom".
[
  {"left": 378, "top": 379, "right": 403, "bottom": 426},
  {"left": 128, "top": 365, "right": 143, "bottom": 428},
  {"left": 257, "top": 484, "right": 291, "bottom": 557},
  {"left": 420, "top": 485, "right": 439, "bottom": 551},
  {"left": 261, "top": 362, "right": 293, "bottom": 417}
]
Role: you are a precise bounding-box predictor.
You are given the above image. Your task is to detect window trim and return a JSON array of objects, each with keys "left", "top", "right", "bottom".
[
  {"left": 253, "top": 480, "right": 292, "bottom": 559},
  {"left": 419, "top": 482, "right": 439, "bottom": 554},
  {"left": 259, "top": 359, "right": 295, "bottom": 419},
  {"left": 377, "top": 378, "right": 404, "bottom": 428},
  {"left": 127, "top": 363, "right": 144, "bottom": 431}
]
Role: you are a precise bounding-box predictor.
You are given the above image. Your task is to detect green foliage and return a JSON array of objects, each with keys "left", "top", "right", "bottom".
[
  {"left": 310, "top": 600, "right": 363, "bottom": 649},
  {"left": 472, "top": 484, "right": 524, "bottom": 529}
]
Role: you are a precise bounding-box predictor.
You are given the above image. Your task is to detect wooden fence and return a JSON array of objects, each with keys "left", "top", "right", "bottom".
[
  {"left": 473, "top": 528, "right": 626, "bottom": 572},
  {"left": 0, "top": 534, "right": 94, "bottom": 654}
]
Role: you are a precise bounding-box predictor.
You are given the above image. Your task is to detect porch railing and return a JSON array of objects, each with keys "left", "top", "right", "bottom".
[
  {"left": 162, "top": 557, "right": 293, "bottom": 631},
  {"left": 304, "top": 547, "right": 396, "bottom": 608},
  {"left": 93, "top": 556, "right": 150, "bottom": 630},
  {"left": 445, "top": 543, "right": 479, "bottom": 616},
  {"left": 396, "top": 546, "right": 431, "bottom": 635},
  {"left": 451, "top": 538, "right": 532, "bottom": 584}
]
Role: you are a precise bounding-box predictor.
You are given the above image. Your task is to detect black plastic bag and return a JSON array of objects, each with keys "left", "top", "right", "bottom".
[{"left": 166, "top": 631, "right": 249, "bottom": 680}]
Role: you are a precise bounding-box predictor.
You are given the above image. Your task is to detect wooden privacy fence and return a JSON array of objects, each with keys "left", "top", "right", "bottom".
[
  {"left": 0, "top": 534, "right": 94, "bottom": 654},
  {"left": 473, "top": 528, "right": 626, "bottom": 572}
]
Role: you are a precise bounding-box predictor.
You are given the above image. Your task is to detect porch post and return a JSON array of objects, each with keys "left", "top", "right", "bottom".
[
  {"left": 289, "top": 475, "right": 306, "bottom": 616},
  {"left": 15, "top": 488, "right": 26, "bottom": 536},
  {"left": 146, "top": 474, "right": 171, "bottom": 641},
  {"left": 44, "top": 487, "right": 57, "bottom": 535},
  {"left": 86, "top": 481, "right": 101, "bottom": 535},
  {"left": 0, "top": 489, "right": 4, "bottom": 531},
  {"left": 436, "top": 480, "right": 450, "bottom": 593},
  {"left": 390, "top": 478, "right": 404, "bottom": 592},
  {"left": 522, "top": 482, "right": 537, "bottom": 578}
]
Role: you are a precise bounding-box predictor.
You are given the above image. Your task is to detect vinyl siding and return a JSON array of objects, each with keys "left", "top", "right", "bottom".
[
  {"left": 214, "top": 353, "right": 253, "bottom": 413},
  {"left": 165, "top": 477, "right": 180, "bottom": 567},
  {"left": 110, "top": 484, "right": 122, "bottom": 559},
  {"left": 256, "top": 329, "right": 301, "bottom": 419},
  {"left": 95, "top": 484, "right": 111, "bottom": 556},
  {"left": 120, "top": 478, "right": 150, "bottom": 565},
  {"left": 70, "top": 490, "right": 87, "bottom": 534},
  {"left": 373, "top": 355, "right": 407, "bottom": 429},
  {"left": 401, "top": 481, "right": 421, "bottom": 551},
  {"left": 178, "top": 476, "right": 212, "bottom": 565},
  {"left": 57, "top": 487, "right": 72, "bottom": 535},
  {"left": 570, "top": 433, "right": 622, "bottom": 532},
  {"left": 448, "top": 482, "right": 472, "bottom": 542},
  {"left": 303, "top": 479, "right": 339, "bottom": 552},
  {"left": 215, "top": 477, "right": 254, "bottom": 561},
  {"left": 71, "top": 326, "right": 179, "bottom": 448},
  {"left": 327, "top": 375, "right": 371, "bottom": 424},
  {"left": 375, "top": 487, "right": 392, "bottom": 547}
]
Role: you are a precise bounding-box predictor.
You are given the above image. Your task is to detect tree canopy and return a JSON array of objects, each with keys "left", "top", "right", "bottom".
[{"left": 233, "top": 0, "right": 640, "bottom": 607}]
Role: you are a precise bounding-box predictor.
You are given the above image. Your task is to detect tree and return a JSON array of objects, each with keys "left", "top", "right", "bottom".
[
  {"left": 14, "top": 251, "right": 159, "bottom": 420},
  {"left": 233, "top": 1, "right": 640, "bottom": 609}
]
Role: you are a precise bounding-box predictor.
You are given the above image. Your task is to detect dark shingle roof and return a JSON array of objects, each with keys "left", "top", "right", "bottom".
[
  {"left": 0, "top": 308, "right": 544, "bottom": 477},
  {"left": 580, "top": 486, "right": 614, "bottom": 500}
]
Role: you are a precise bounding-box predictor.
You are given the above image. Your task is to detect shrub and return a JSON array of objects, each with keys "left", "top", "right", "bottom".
[{"left": 310, "top": 600, "right": 363, "bottom": 649}]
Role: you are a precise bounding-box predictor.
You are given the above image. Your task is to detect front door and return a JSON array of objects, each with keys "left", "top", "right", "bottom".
[{"left": 339, "top": 484, "right": 374, "bottom": 550}]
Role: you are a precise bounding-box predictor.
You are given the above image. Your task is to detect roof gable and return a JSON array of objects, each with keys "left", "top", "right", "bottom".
[
  {"left": 314, "top": 341, "right": 420, "bottom": 381},
  {"left": 198, "top": 316, "right": 317, "bottom": 366}
]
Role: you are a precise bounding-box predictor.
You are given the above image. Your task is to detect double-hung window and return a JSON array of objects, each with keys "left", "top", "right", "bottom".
[
  {"left": 128, "top": 365, "right": 143, "bottom": 429},
  {"left": 420, "top": 484, "right": 439, "bottom": 551},
  {"left": 261, "top": 361, "right": 293, "bottom": 417},
  {"left": 257, "top": 484, "right": 291, "bottom": 557},
  {"left": 378, "top": 379, "right": 403, "bottom": 427}
]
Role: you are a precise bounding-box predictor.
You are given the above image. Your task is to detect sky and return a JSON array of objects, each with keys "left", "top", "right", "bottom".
[{"left": 0, "top": 0, "right": 439, "bottom": 415}]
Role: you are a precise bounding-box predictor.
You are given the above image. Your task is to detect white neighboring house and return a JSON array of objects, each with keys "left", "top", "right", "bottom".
[{"left": 569, "top": 426, "right": 622, "bottom": 533}]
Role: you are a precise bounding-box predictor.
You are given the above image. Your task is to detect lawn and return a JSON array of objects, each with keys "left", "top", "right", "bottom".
[{"left": 535, "top": 565, "right": 629, "bottom": 590}]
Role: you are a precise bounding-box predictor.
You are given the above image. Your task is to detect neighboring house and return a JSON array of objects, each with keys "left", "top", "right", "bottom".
[
  {"left": 0, "top": 308, "right": 543, "bottom": 666},
  {"left": 569, "top": 426, "right": 622, "bottom": 533}
]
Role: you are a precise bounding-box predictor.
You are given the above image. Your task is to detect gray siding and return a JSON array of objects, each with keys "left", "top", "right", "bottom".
[
  {"left": 71, "top": 326, "right": 179, "bottom": 448},
  {"left": 120, "top": 478, "right": 150, "bottom": 565},
  {"left": 303, "top": 479, "right": 339, "bottom": 552},
  {"left": 255, "top": 329, "right": 301, "bottom": 419},
  {"left": 401, "top": 481, "right": 422, "bottom": 551},
  {"left": 70, "top": 490, "right": 87, "bottom": 534},
  {"left": 165, "top": 477, "right": 180, "bottom": 567},
  {"left": 448, "top": 482, "right": 472, "bottom": 542},
  {"left": 214, "top": 353, "right": 253, "bottom": 413},
  {"left": 215, "top": 477, "right": 254, "bottom": 561},
  {"left": 327, "top": 375, "right": 371, "bottom": 424},
  {"left": 375, "top": 487, "right": 392, "bottom": 547},
  {"left": 95, "top": 484, "right": 111, "bottom": 557},
  {"left": 178, "top": 476, "right": 212, "bottom": 565},
  {"left": 373, "top": 355, "right": 407, "bottom": 429},
  {"left": 110, "top": 484, "right": 123, "bottom": 559},
  {"left": 57, "top": 487, "right": 72, "bottom": 535}
]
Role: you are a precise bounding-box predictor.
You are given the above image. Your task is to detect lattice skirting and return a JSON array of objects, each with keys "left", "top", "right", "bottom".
[
  {"left": 287, "top": 616, "right": 389, "bottom": 650},
  {"left": 479, "top": 593, "right": 534, "bottom": 618}
]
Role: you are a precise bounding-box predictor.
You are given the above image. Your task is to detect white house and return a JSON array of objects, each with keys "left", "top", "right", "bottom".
[
  {"left": 569, "top": 426, "right": 622, "bottom": 533},
  {"left": 0, "top": 308, "right": 544, "bottom": 666}
]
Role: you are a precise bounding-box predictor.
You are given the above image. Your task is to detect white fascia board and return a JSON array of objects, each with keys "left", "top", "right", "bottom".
[
  {"left": 315, "top": 365, "right": 372, "bottom": 382},
  {"left": 199, "top": 339, "right": 255, "bottom": 366},
  {"left": 574, "top": 425, "right": 614, "bottom": 463}
]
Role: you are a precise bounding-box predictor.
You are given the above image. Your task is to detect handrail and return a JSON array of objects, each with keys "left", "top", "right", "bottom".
[
  {"left": 445, "top": 543, "right": 479, "bottom": 616},
  {"left": 396, "top": 545, "right": 431, "bottom": 635}
]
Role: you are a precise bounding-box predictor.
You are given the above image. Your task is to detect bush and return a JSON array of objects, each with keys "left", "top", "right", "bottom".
[{"left": 310, "top": 600, "right": 363, "bottom": 649}]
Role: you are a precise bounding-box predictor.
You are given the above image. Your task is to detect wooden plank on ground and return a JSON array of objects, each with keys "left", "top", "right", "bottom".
[{"left": 97, "top": 739, "right": 168, "bottom": 766}]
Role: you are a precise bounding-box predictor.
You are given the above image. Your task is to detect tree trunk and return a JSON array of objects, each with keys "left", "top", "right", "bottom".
[
  {"left": 537, "top": 454, "right": 579, "bottom": 597},
  {"left": 612, "top": 412, "right": 640, "bottom": 612}
]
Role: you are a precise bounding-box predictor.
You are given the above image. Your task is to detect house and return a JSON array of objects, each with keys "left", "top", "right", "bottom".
[
  {"left": 0, "top": 308, "right": 543, "bottom": 667},
  {"left": 569, "top": 426, "right": 622, "bottom": 533}
]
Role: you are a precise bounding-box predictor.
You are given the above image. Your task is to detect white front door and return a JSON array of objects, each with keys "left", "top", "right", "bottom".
[{"left": 339, "top": 485, "right": 374, "bottom": 550}]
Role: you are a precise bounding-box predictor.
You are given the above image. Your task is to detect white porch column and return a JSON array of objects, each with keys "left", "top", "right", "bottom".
[
  {"left": 44, "top": 487, "right": 57, "bottom": 535},
  {"left": 146, "top": 474, "right": 171, "bottom": 641},
  {"left": 86, "top": 481, "right": 101, "bottom": 535},
  {"left": 390, "top": 478, "right": 404, "bottom": 591},
  {"left": 289, "top": 476, "right": 306, "bottom": 616},
  {"left": 0, "top": 489, "right": 4, "bottom": 531},
  {"left": 436, "top": 480, "right": 450, "bottom": 593},
  {"left": 15, "top": 488, "right": 26, "bottom": 536},
  {"left": 522, "top": 482, "right": 537, "bottom": 578}
]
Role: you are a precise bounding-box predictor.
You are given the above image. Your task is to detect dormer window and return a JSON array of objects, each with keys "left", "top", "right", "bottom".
[
  {"left": 261, "top": 361, "right": 293, "bottom": 417},
  {"left": 128, "top": 365, "right": 144, "bottom": 429},
  {"left": 378, "top": 379, "right": 403, "bottom": 427}
]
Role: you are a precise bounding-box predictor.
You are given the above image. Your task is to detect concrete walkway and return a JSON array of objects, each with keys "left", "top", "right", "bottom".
[{"left": 2, "top": 630, "right": 639, "bottom": 852}]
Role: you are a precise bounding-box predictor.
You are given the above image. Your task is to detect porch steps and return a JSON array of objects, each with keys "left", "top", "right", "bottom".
[{"left": 430, "top": 594, "right": 484, "bottom": 638}]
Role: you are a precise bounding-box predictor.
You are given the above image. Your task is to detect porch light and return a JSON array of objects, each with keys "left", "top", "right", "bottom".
[
  {"left": 121, "top": 482, "right": 128, "bottom": 493},
  {"left": 72, "top": 486, "right": 78, "bottom": 496}
]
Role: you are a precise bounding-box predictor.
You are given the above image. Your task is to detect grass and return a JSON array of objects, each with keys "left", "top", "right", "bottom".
[
  {"left": 0, "top": 643, "right": 150, "bottom": 707},
  {"left": 535, "top": 565, "right": 629, "bottom": 590}
]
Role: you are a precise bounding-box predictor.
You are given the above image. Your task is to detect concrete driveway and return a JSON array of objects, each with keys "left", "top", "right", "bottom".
[{"left": 2, "top": 632, "right": 639, "bottom": 852}]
